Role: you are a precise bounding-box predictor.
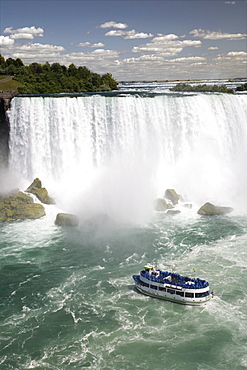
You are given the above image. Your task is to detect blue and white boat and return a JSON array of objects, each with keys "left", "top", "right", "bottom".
[{"left": 133, "top": 264, "right": 213, "bottom": 305}]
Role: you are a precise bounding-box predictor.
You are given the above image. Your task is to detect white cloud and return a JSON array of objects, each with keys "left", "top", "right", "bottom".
[
  {"left": 169, "top": 56, "right": 206, "bottom": 63},
  {"left": 225, "top": 1, "right": 235, "bottom": 4},
  {"left": 131, "top": 35, "right": 201, "bottom": 57},
  {"left": 4, "top": 26, "right": 44, "bottom": 40},
  {"left": 227, "top": 51, "right": 247, "bottom": 57},
  {"left": 0, "top": 35, "right": 15, "bottom": 46},
  {"left": 9, "top": 33, "right": 35, "bottom": 40},
  {"left": 208, "top": 46, "right": 219, "bottom": 50},
  {"left": 190, "top": 28, "right": 247, "bottom": 40},
  {"left": 77, "top": 42, "right": 105, "bottom": 48},
  {"left": 91, "top": 42, "right": 105, "bottom": 48},
  {"left": 105, "top": 29, "right": 153, "bottom": 39},
  {"left": 214, "top": 51, "right": 247, "bottom": 63},
  {"left": 64, "top": 49, "right": 120, "bottom": 61},
  {"left": 7, "top": 42, "right": 66, "bottom": 63},
  {"left": 123, "top": 54, "right": 165, "bottom": 63},
  {"left": 152, "top": 34, "right": 179, "bottom": 41},
  {"left": 99, "top": 21, "right": 128, "bottom": 29},
  {"left": 91, "top": 49, "right": 120, "bottom": 57},
  {"left": 124, "top": 30, "right": 153, "bottom": 39},
  {"left": 105, "top": 30, "right": 126, "bottom": 37},
  {"left": 77, "top": 42, "right": 91, "bottom": 47},
  {"left": 208, "top": 51, "right": 247, "bottom": 77},
  {"left": 17, "top": 43, "right": 65, "bottom": 53}
]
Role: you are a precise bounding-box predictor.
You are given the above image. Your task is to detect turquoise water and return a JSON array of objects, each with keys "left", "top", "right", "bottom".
[{"left": 1, "top": 206, "right": 247, "bottom": 369}]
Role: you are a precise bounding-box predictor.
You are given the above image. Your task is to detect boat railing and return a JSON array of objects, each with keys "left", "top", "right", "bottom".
[{"left": 140, "top": 270, "right": 209, "bottom": 289}]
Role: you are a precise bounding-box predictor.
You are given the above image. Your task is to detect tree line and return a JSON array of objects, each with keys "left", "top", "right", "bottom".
[
  {"left": 0, "top": 54, "right": 118, "bottom": 93},
  {"left": 169, "top": 83, "right": 235, "bottom": 94},
  {"left": 170, "top": 82, "right": 247, "bottom": 93}
]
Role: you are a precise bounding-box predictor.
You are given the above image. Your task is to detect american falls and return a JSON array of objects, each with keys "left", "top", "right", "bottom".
[{"left": 7, "top": 93, "right": 247, "bottom": 221}]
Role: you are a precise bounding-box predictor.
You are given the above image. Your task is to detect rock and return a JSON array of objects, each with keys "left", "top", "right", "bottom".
[
  {"left": 0, "top": 190, "right": 45, "bottom": 222},
  {"left": 55, "top": 213, "right": 79, "bottom": 227},
  {"left": 178, "top": 194, "right": 184, "bottom": 202},
  {"left": 15, "top": 203, "right": 46, "bottom": 220},
  {"left": 27, "top": 178, "right": 42, "bottom": 189},
  {"left": 166, "top": 209, "right": 181, "bottom": 215},
  {"left": 183, "top": 203, "right": 193, "bottom": 209},
  {"left": 197, "top": 202, "right": 233, "bottom": 216},
  {"left": 164, "top": 189, "right": 180, "bottom": 205},
  {"left": 154, "top": 198, "right": 168, "bottom": 211},
  {"left": 26, "top": 178, "right": 55, "bottom": 204}
]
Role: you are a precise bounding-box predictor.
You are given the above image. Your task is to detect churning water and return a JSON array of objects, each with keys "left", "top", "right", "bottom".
[{"left": 1, "top": 84, "right": 247, "bottom": 369}]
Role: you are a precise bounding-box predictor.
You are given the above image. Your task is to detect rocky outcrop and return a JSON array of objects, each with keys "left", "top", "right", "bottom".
[
  {"left": 166, "top": 209, "right": 181, "bottom": 215},
  {"left": 164, "top": 189, "right": 180, "bottom": 205},
  {"left": 183, "top": 203, "right": 192, "bottom": 209},
  {"left": 197, "top": 202, "right": 233, "bottom": 216},
  {"left": 154, "top": 198, "right": 173, "bottom": 212},
  {"left": 0, "top": 190, "right": 45, "bottom": 222},
  {"left": 26, "top": 178, "right": 55, "bottom": 205},
  {"left": 154, "top": 188, "right": 182, "bottom": 214},
  {"left": 55, "top": 213, "right": 79, "bottom": 227}
]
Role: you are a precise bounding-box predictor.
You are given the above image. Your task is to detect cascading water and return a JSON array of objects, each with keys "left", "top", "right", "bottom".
[{"left": 7, "top": 93, "right": 247, "bottom": 219}]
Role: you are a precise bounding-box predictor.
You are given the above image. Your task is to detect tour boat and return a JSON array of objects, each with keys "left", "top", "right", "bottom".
[{"left": 132, "top": 264, "right": 213, "bottom": 306}]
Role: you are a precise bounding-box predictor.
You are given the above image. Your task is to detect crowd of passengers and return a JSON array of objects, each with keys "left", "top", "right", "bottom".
[{"left": 141, "top": 269, "right": 208, "bottom": 288}]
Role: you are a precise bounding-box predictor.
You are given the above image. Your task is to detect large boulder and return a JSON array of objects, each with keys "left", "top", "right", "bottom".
[
  {"left": 154, "top": 198, "right": 173, "bottom": 212},
  {"left": 166, "top": 209, "right": 181, "bottom": 216},
  {"left": 164, "top": 189, "right": 180, "bottom": 205},
  {"left": 197, "top": 202, "right": 233, "bottom": 216},
  {"left": 55, "top": 213, "right": 79, "bottom": 227},
  {"left": 0, "top": 190, "right": 45, "bottom": 222},
  {"left": 26, "top": 178, "right": 55, "bottom": 205}
]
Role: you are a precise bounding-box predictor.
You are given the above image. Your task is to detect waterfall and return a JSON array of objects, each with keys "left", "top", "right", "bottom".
[{"left": 7, "top": 93, "right": 247, "bottom": 219}]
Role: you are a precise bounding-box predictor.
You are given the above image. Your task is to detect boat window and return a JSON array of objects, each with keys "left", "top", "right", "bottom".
[
  {"left": 167, "top": 289, "right": 175, "bottom": 294},
  {"left": 176, "top": 291, "right": 184, "bottom": 296},
  {"left": 142, "top": 281, "right": 149, "bottom": 287},
  {"left": 185, "top": 292, "right": 194, "bottom": 298},
  {"left": 195, "top": 292, "right": 206, "bottom": 298},
  {"left": 159, "top": 287, "right": 166, "bottom": 292},
  {"left": 150, "top": 284, "right": 157, "bottom": 290}
]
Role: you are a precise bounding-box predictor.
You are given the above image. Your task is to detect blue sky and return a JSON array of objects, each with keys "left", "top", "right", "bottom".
[{"left": 0, "top": 0, "right": 246, "bottom": 81}]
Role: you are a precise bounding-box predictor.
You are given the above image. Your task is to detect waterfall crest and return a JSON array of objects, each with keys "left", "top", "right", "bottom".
[{"left": 7, "top": 93, "right": 247, "bottom": 218}]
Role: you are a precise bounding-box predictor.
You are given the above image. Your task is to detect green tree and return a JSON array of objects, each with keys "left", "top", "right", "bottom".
[
  {"left": 101, "top": 73, "right": 118, "bottom": 90},
  {"left": 42, "top": 62, "right": 51, "bottom": 73},
  {"left": 51, "top": 62, "right": 63, "bottom": 74},
  {"left": 78, "top": 66, "right": 91, "bottom": 79},
  {"left": 0, "top": 54, "right": 6, "bottom": 67},
  {"left": 68, "top": 64, "right": 78, "bottom": 77},
  {"left": 29, "top": 62, "right": 43, "bottom": 74},
  {"left": 236, "top": 83, "right": 247, "bottom": 91},
  {"left": 6, "top": 58, "right": 16, "bottom": 66},
  {"left": 15, "top": 58, "right": 24, "bottom": 67}
]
